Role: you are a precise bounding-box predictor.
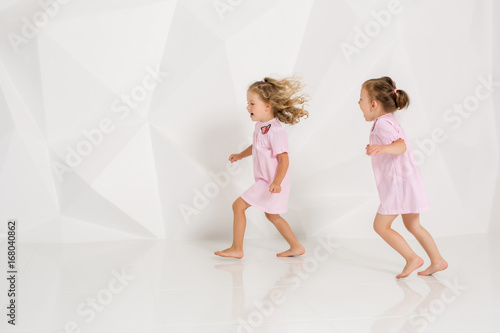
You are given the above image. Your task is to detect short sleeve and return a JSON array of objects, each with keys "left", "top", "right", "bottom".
[
  {"left": 373, "top": 118, "right": 404, "bottom": 145},
  {"left": 269, "top": 126, "right": 289, "bottom": 156}
]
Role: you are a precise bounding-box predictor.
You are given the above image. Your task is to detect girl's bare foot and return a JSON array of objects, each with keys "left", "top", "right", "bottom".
[
  {"left": 396, "top": 257, "right": 424, "bottom": 279},
  {"left": 214, "top": 248, "right": 244, "bottom": 259},
  {"left": 277, "top": 246, "right": 305, "bottom": 257},
  {"left": 418, "top": 259, "right": 448, "bottom": 276}
]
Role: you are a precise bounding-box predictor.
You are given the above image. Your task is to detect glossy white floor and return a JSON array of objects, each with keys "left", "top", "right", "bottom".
[{"left": 1, "top": 234, "right": 499, "bottom": 333}]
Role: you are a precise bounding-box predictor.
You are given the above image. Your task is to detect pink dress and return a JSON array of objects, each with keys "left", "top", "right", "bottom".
[
  {"left": 241, "top": 118, "right": 290, "bottom": 214},
  {"left": 369, "top": 113, "right": 430, "bottom": 215}
]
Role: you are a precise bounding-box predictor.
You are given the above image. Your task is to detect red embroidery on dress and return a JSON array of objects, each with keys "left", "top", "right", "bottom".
[{"left": 261, "top": 124, "right": 271, "bottom": 134}]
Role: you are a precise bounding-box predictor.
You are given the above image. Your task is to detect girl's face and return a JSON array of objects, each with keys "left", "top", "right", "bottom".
[
  {"left": 358, "top": 87, "right": 377, "bottom": 122},
  {"left": 247, "top": 90, "right": 273, "bottom": 122}
]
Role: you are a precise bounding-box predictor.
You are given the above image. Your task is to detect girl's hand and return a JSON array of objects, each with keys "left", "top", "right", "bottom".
[
  {"left": 366, "top": 144, "right": 385, "bottom": 157},
  {"left": 229, "top": 154, "right": 241, "bottom": 163},
  {"left": 269, "top": 183, "right": 282, "bottom": 193}
]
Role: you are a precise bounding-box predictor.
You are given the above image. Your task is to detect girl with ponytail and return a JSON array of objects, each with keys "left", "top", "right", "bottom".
[{"left": 359, "top": 76, "right": 447, "bottom": 278}]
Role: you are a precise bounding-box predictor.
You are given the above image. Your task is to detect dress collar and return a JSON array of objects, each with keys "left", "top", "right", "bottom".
[{"left": 259, "top": 117, "right": 276, "bottom": 125}]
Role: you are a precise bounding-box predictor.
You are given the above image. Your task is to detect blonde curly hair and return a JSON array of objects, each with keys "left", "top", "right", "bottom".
[{"left": 248, "top": 76, "right": 309, "bottom": 125}]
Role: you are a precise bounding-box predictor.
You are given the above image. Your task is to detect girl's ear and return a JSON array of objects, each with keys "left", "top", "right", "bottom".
[{"left": 371, "top": 100, "right": 377, "bottom": 110}]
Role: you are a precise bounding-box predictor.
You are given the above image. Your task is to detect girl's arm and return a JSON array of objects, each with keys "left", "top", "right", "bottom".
[
  {"left": 269, "top": 152, "right": 289, "bottom": 193},
  {"left": 366, "top": 139, "right": 406, "bottom": 156},
  {"left": 239, "top": 145, "right": 253, "bottom": 158},
  {"left": 229, "top": 145, "right": 252, "bottom": 163}
]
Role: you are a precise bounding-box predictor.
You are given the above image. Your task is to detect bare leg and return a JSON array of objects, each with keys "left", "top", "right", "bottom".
[
  {"left": 214, "top": 197, "right": 251, "bottom": 259},
  {"left": 402, "top": 213, "right": 448, "bottom": 276},
  {"left": 265, "top": 213, "right": 305, "bottom": 257},
  {"left": 373, "top": 213, "right": 424, "bottom": 278}
]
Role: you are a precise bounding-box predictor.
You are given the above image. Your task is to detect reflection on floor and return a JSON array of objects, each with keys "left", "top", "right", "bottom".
[{"left": 0, "top": 234, "right": 499, "bottom": 333}]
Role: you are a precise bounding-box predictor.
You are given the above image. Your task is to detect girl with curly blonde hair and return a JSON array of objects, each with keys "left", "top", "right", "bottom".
[{"left": 215, "top": 76, "right": 309, "bottom": 258}]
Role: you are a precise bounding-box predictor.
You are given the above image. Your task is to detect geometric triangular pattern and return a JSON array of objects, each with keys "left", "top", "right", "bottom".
[
  {"left": 0, "top": 0, "right": 497, "bottom": 242},
  {"left": 42, "top": 1, "right": 176, "bottom": 95},
  {"left": 91, "top": 125, "right": 164, "bottom": 238}
]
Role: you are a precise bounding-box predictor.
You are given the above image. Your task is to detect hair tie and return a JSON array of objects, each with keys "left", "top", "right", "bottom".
[
  {"left": 261, "top": 79, "right": 265, "bottom": 82},
  {"left": 394, "top": 88, "right": 398, "bottom": 95}
]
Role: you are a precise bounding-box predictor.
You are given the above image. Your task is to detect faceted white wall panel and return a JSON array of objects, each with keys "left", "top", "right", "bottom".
[{"left": 0, "top": 0, "right": 497, "bottom": 242}]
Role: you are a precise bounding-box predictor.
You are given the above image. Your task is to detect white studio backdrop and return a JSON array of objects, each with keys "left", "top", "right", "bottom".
[
  {"left": 492, "top": 0, "right": 500, "bottom": 235},
  {"left": 0, "top": 0, "right": 498, "bottom": 242}
]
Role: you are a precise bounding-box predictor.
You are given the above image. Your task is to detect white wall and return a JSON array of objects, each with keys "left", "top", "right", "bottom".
[
  {"left": 490, "top": 0, "right": 500, "bottom": 234},
  {"left": 0, "top": 0, "right": 497, "bottom": 242}
]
